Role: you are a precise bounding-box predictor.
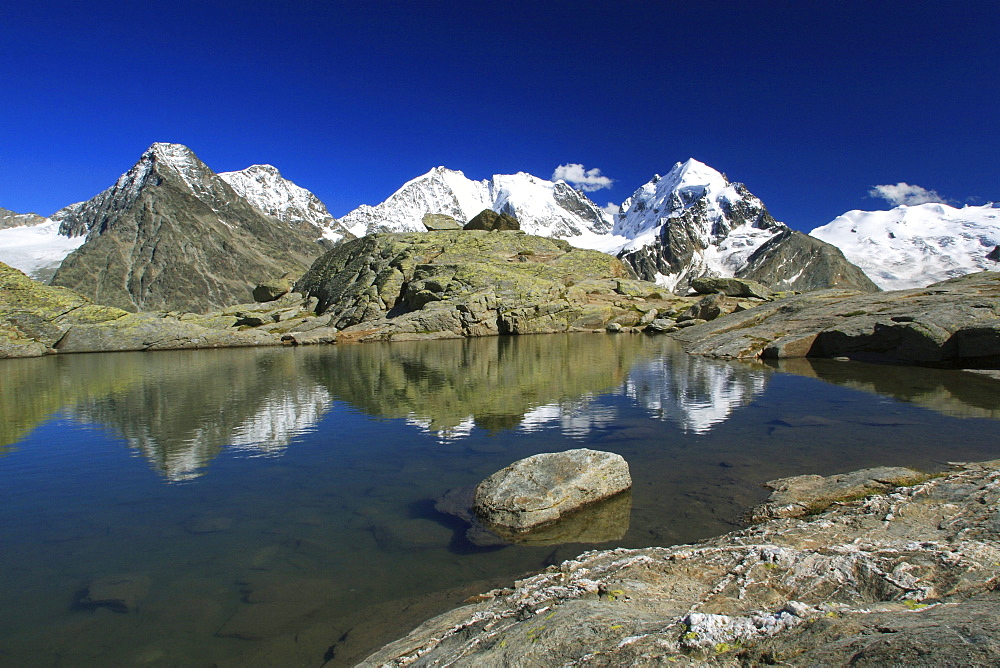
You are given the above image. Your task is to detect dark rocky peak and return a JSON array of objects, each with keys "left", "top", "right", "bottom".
[
  {"left": 738, "top": 229, "right": 880, "bottom": 293},
  {"left": 53, "top": 142, "right": 238, "bottom": 238}
]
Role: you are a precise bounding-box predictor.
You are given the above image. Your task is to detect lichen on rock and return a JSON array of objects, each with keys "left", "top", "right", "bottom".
[{"left": 293, "top": 230, "right": 698, "bottom": 342}]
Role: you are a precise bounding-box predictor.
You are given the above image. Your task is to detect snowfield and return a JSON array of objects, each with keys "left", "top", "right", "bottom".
[
  {"left": 811, "top": 202, "right": 1000, "bottom": 290},
  {"left": 0, "top": 219, "right": 86, "bottom": 282}
]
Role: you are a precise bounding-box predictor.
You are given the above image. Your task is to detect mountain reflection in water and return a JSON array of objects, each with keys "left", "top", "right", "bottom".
[
  {"left": 0, "top": 335, "right": 772, "bottom": 479},
  {"left": 3, "top": 336, "right": 1000, "bottom": 483}
]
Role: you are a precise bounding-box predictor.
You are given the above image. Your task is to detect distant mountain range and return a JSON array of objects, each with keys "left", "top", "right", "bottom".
[
  {"left": 337, "top": 166, "right": 615, "bottom": 246},
  {"left": 1, "top": 143, "right": 996, "bottom": 312}
]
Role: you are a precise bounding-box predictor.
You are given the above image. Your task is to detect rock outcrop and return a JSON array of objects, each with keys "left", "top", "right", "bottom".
[
  {"left": 363, "top": 460, "right": 1000, "bottom": 666},
  {"left": 294, "top": 230, "right": 698, "bottom": 342},
  {"left": 672, "top": 271, "right": 1000, "bottom": 365},
  {"left": 252, "top": 277, "right": 293, "bottom": 302},
  {"left": 421, "top": 213, "right": 462, "bottom": 231},
  {"left": 747, "top": 466, "right": 926, "bottom": 523},
  {"left": 472, "top": 449, "right": 632, "bottom": 534},
  {"left": 737, "top": 229, "right": 880, "bottom": 293},
  {"left": 0, "top": 207, "right": 45, "bottom": 230},
  {"left": 0, "top": 261, "right": 331, "bottom": 357},
  {"left": 464, "top": 209, "right": 520, "bottom": 231},
  {"left": 691, "top": 276, "right": 770, "bottom": 298}
]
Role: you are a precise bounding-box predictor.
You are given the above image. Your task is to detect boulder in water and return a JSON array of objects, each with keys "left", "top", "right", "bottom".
[{"left": 472, "top": 448, "right": 631, "bottom": 533}]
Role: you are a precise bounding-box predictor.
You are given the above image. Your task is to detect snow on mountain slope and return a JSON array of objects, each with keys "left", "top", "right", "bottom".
[
  {"left": 612, "top": 159, "right": 786, "bottom": 291},
  {"left": 811, "top": 202, "right": 1000, "bottom": 290},
  {"left": 340, "top": 167, "right": 491, "bottom": 237},
  {"left": 491, "top": 172, "right": 621, "bottom": 250},
  {"left": 0, "top": 218, "right": 87, "bottom": 282},
  {"left": 337, "top": 166, "right": 617, "bottom": 248},
  {"left": 219, "top": 164, "right": 350, "bottom": 242}
]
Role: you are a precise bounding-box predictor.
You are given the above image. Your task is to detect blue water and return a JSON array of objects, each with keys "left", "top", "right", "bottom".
[{"left": 1, "top": 335, "right": 998, "bottom": 666}]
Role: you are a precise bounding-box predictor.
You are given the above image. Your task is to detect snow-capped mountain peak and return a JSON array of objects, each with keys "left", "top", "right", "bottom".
[
  {"left": 337, "top": 166, "right": 613, "bottom": 247},
  {"left": 663, "top": 157, "right": 730, "bottom": 194},
  {"left": 811, "top": 201, "right": 1000, "bottom": 290},
  {"left": 219, "top": 163, "right": 342, "bottom": 238},
  {"left": 612, "top": 158, "right": 787, "bottom": 291},
  {"left": 612, "top": 158, "right": 753, "bottom": 240}
]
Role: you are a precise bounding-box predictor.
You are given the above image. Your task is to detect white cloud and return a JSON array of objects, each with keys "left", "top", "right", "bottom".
[
  {"left": 552, "top": 163, "right": 614, "bottom": 192},
  {"left": 602, "top": 202, "right": 620, "bottom": 217},
  {"left": 868, "top": 182, "right": 947, "bottom": 206}
]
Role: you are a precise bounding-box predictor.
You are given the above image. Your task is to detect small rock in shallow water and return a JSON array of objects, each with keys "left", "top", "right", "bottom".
[
  {"left": 473, "top": 448, "right": 632, "bottom": 533},
  {"left": 77, "top": 574, "right": 150, "bottom": 613}
]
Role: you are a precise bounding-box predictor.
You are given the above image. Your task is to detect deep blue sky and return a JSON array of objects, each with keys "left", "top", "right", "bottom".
[{"left": 1, "top": 1, "right": 997, "bottom": 231}]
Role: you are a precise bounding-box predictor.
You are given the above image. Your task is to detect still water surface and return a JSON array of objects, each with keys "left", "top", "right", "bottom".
[{"left": 2, "top": 334, "right": 1000, "bottom": 666}]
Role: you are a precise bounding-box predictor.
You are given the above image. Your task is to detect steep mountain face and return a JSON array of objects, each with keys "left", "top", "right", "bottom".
[
  {"left": 613, "top": 160, "right": 786, "bottom": 292},
  {"left": 338, "top": 167, "right": 614, "bottom": 248},
  {"left": 50, "top": 143, "right": 324, "bottom": 313},
  {"left": 0, "top": 207, "right": 45, "bottom": 230},
  {"left": 218, "top": 164, "right": 354, "bottom": 243},
  {"left": 613, "top": 159, "right": 877, "bottom": 294},
  {"left": 810, "top": 203, "right": 1000, "bottom": 290}
]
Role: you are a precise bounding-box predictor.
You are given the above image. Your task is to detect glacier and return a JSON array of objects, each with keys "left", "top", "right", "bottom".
[
  {"left": 811, "top": 202, "right": 1000, "bottom": 290},
  {"left": 0, "top": 218, "right": 87, "bottom": 282}
]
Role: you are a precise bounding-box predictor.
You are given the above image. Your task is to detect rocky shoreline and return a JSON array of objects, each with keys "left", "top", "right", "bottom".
[
  {"left": 671, "top": 271, "right": 1000, "bottom": 366},
  {"left": 5, "top": 239, "right": 998, "bottom": 365},
  {"left": 362, "top": 460, "right": 1000, "bottom": 666},
  {"left": 0, "top": 232, "right": 715, "bottom": 358}
]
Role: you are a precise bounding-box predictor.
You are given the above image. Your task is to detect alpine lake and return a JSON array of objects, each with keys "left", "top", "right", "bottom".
[{"left": 2, "top": 333, "right": 1000, "bottom": 666}]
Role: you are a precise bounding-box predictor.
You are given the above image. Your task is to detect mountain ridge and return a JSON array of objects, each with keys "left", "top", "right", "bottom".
[
  {"left": 48, "top": 143, "right": 325, "bottom": 312},
  {"left": 7, "top": 145, "right": 992, "bottom": 305},
  {"left": 337, "top": 166, "right": 617, "bottom": 249}
]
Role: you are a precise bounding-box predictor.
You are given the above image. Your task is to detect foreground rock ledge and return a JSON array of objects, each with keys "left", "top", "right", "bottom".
[{"left": 363, "top": 461, "right": 1000, "bottom": 666}]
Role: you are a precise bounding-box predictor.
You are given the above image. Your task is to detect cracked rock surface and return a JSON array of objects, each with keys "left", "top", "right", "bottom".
[{"left": 362, "top": 461, "right": 1000, "bottom": 666}]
